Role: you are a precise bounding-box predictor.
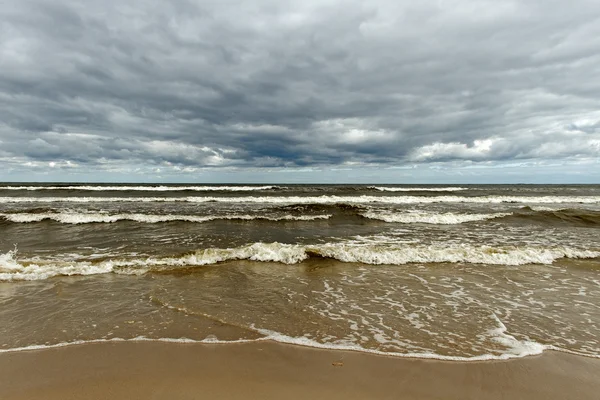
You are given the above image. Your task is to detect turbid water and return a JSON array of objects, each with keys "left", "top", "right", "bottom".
[{"left": 1, "top": 184, "right": 599, "bottom": 360}]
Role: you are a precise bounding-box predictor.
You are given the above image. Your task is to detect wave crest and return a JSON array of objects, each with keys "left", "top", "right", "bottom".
[
  {"left": 0, "top": 185, "right": 280, "bottom": 191},
  {"left": 0, "top": 212, "right": 331, "bottom": 224},
  {"left": 369, "top": 186, "right": 467, "bottom": 192},
  {"left": 2, "top": 195, "right": 599, "bottom": 204},
  {"left": 360, "top": 210, "right": 510, "bottom": 224},
  {"left": 2, "top": 243, "right": 598, "bottom": 281}
]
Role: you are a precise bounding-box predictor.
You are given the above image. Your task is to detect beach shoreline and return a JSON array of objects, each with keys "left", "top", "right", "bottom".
[{"left": 1, "top": 341, "right": 599, "bottom": 400}]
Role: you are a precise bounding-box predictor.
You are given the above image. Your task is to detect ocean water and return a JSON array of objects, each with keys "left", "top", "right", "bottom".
[{"left": 1, "top": 183, "right": 599, "bottom": 360}]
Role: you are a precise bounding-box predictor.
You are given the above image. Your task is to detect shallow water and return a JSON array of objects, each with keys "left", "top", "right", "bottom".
[{"left": 1, "top": 184, "right": 599, "bottom": 360}]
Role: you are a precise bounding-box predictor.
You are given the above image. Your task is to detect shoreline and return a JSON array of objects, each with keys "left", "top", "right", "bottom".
[
  {"left": 0, "top": 335, "right": 554, "bottom": 362},
  {"left": 2, "top": 341, "right": 600, "bottom": 400}
]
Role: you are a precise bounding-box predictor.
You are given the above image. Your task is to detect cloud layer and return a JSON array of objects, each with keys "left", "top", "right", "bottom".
[{"left": 1, "top": 0, "right": 599, "bottom": 181}]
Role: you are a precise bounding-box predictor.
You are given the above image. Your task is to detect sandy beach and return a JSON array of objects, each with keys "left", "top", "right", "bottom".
[{"left": 1, "top": 341, "right": 599, "bottom": 400}]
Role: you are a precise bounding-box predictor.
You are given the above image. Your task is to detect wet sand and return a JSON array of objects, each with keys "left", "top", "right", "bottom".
[{"left": 1, "top": 342, "right": 599, "bottom": 400}]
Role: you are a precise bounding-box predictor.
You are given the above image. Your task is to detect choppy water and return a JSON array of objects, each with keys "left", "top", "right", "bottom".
[{"left": 1, "top": 184, "right": 599, "bottom": 360}]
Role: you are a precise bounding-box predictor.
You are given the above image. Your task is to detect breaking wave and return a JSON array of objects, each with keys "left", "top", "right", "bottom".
[
  {"left": 2, "top": 242, "right": 598, "bottom": 281},
  {"left": 360, "top": 210, "right": 511, "bottom": 224},
  {"left": 0, "top": 208, "right": 509, "bottom": 226},
  {"left": 2, "top": 206, "right": 598, "bottom": 228},
  {"left": 369, "top": 186, "right": 467, "bottom": 192},
  {"left": 1, "top": 195, "right": 599, "bottom": 204},
  {"left": 0, "top": 212, "right": 331, "bottom": 224},
  {"left": 0, "top": 185, "right": 280, "bottom": 191}
]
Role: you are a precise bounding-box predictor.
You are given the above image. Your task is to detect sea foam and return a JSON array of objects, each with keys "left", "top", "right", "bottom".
[
  {"left": 1, "top": 195, "right": 598, "bottom": 204},
  {"left": 360, "top": 210, "right": 511, "bottom": 224},
  {"left": 253, "top": 323, "right": 548, "bottom": 361},
  {"left": 0, "top": 185, "right": 280, "bottom": 191},
  {"left": 0, "top": 212, "right": 331, "bottom": 224},
  {"left": 369, "top": 186, "right": 467, "bottom": 192},
  {"left": 0, "top": 321, "right": 548, "bottom": 361},
  {"left": 0, "top": 332, "right": 549, "bottom": 361},
  {"left": 2, "top": 243, "right": 598, "bottom": 281}
]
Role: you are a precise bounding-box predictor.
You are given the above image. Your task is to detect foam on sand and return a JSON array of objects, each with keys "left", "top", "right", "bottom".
[
  {"left": 0, "top": 336, "right": 268, "bottom": 354},
  {"left": 0, "top": 321, "right": 549, "bottom": 361},
  {"left": 253, "top": 320, "right": 549, "bottom": 361}
]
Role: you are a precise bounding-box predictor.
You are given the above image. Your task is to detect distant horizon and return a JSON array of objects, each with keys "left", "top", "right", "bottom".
[{"left": 1, "top": 181, "right": 599, "bottom": 185}]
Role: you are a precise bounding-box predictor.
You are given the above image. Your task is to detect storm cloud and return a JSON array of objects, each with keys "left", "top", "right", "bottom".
[{"left": 1, "top": 0, "right": 599, "bottom": 181}]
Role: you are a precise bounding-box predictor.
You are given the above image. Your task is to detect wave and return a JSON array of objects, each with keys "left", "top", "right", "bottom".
[
  {"left": 369, "top": 186, "right": 467, "bottom": 192},
  {"left": 0, "top": 212, "right": 331, "bottom": 224},
  {"left": 273, "top": 203, "right": 365, "bottom": 212},
  {"left": 358, "top": 207, "right": 599, "bottom": 226},
  {"left": 0, "top": 185, "right": 280, "bottom": 192},
  {"left": 511, "top": 207, "right": 600, "bottom": 226},
  {"left": 2, "top": 243, "right": 598, "bottom": 281},
  {"left": 360, "top": 210, "right": 511, "bottom": 224},
  {"left": 0, "top": 208, "right": 509, "bottom": 226},
  {"left": 1, "top": 195, "right": 599, "bottom": 204}
]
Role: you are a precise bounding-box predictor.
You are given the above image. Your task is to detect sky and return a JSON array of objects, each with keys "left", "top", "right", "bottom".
[{"left": 1, "top": 0, "right": 599, "bottom": 183}]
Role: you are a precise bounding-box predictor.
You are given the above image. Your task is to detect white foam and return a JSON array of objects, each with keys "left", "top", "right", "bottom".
[
  {"left": 0, "top": 249, "right": 19, "bottom": 270},
  {"left": 528, "top": 206, "right": 568, "bottom": 212},
  {"left": 312, "top": 244, "right": 600, "bottom": 266},
  {"left": 2, "top": 243, "right": 599, "bottom": 281},
  {"left": 0, "top": 212, "right": 331, "bottom": 224},
  {"left": 0, "top": 249, "right": 116, "bottom": 281},
  {"left": 0, "top": 330, "right": 546, "bottom": 361},
  {"left": 0, "top": 185, "right": 280, "bottom": 191},
  {"left": 370, "top": 186, "right": 467, "bottom": 192},
  {"left": 253, "top": 327, "right": 546, "bottom": 361},
  {"left": 0, "top": 336, "right": 269, "bottom": 354},
  {"left": 1, "top": 330, "right": 597, "bottom": 362},
  {"left": 0, "top": 243, "right": 309, "bottom": 281},
  {"left": 487, "top": 314, "right": 547, "bottom": 358},
  {"left": 1, "top": 195, "right": 598, "bottom": 204},
  {"left": 361, "top": 210, "right": 511, "bottom": 224}
]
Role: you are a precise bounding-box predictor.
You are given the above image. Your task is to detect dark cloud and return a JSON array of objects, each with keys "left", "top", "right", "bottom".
[{"left": 1, "top": 0, "right": 599, "bottom": 179}]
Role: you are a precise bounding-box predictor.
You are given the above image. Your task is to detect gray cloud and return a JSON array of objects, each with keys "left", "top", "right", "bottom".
[{"left": 1, "top": 0, "right": 600, "bottom": 179}]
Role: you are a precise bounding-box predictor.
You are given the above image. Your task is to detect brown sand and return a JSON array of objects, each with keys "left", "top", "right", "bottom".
[{"left": 1, "top": 341, "right": 599, "bottom": 399}]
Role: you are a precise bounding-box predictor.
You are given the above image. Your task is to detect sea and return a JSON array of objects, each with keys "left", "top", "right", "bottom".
[{"left": 1, "top": 183, "right": 599, "bottom": 361}]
